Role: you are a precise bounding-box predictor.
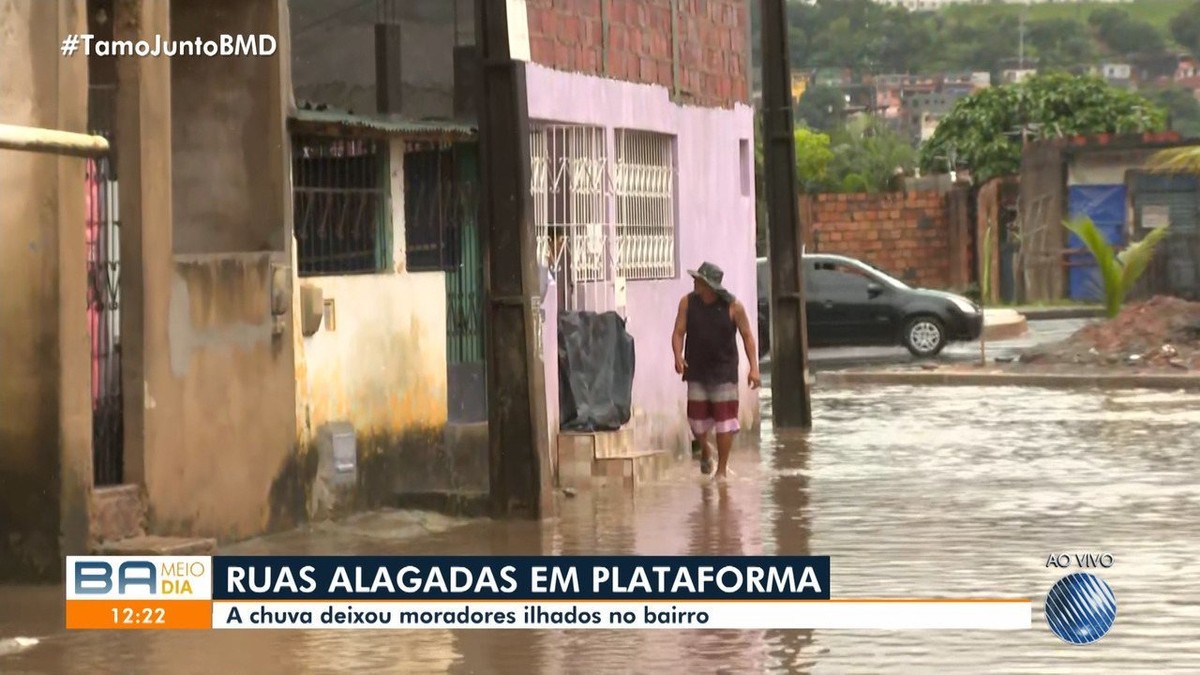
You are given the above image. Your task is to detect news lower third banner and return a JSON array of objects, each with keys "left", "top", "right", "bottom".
[{"left": 65, "top": 556, "right": 1032, "bottom": 631}]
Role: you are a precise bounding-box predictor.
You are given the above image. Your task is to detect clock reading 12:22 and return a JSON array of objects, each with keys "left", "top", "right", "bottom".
[{"left": 113, "top": 607, "right": 166, "bottom": 625}]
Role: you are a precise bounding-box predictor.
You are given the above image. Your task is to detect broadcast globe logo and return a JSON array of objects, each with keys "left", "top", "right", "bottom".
[{"left": 1044, "top": 572, "right": 1117, "bottom": 645}]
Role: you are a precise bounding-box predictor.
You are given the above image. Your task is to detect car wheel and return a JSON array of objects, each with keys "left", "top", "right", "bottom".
[{"left": 902, "top": 315, "right": 946, "bottom": 358}]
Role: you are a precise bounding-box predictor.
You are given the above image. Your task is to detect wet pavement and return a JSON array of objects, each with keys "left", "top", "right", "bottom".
[
  {"left": 4, "top": 374, "right": 1200, "bottom": 673},
  {"left": 807, "top": 318, "right": 1088, "bottom": 370}
]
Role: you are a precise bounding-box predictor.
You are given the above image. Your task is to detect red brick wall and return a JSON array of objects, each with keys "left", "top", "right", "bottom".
[
  {"left": 800, "top": 191, "right": 963, "bottom": 291},
  {"left": 524, "top": 0, "right": 749, "bottom": 109}
]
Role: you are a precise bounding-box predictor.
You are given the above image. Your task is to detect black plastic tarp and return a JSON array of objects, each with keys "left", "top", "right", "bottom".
[{"left": 558, "top": 310, "right": 635, "bottom": 431}]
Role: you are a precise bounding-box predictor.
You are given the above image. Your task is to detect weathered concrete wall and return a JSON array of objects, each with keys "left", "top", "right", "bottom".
[
  {"left": 0, "top": 0, "right": 92, "bottom": 580},
  {"left": 526, "top": 63, "right": 759, "bottom": 457},
  {"left": 136, "top": 0, "right": 298, "bottom": 541},
  {"left": 172, "top": 1, "right": 286, "bottom": 254},
  {"left": 289, "top": 0, "right": 472, "bottom": 119},
  {"left": 1068, "top": 148, "right": 1164, "bottom": 186},
  {"left": 294, "top": 139, "right": 458, "bottom": 514}
]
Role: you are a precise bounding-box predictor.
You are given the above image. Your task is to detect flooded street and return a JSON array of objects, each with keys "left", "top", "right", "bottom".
[{"left": 4, "top": 379, "right": 1200, "bottom": 673}]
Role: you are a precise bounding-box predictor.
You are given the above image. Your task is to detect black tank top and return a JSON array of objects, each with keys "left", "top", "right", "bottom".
[{"left": 683, "top": 293, "right": 738, "bottom": 385}]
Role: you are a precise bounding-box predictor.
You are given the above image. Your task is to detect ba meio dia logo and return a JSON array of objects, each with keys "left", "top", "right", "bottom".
[{"left": 1044, "top": 572, "right": 1117, "bottom": 645}]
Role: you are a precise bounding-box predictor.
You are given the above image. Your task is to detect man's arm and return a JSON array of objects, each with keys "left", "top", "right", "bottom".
[
  {"left": 731, "top": 301, "right": 759, "bottom": 376},
  {"left": 672, "top": 295, "right": 688, "bottom": 373}
]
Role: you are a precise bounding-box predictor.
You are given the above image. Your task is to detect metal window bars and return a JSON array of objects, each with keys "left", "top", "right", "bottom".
[
  {"left": 292, "top": 135, "right": 389, "bottom": 276},
  {"left": 614, "top": 129, "right": 676, "bottom": 280},
  {"left": 530, "top": 124, "right": 611, "bottom": 315},
  {"left": 404, "top": 142, "right": 468, "bottom": 272}
]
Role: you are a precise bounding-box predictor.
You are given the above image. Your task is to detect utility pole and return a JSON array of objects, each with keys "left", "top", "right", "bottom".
[
  {"left": 760, "top": 0, "right": 813, "bottom": 428},
  {"left": 474, "top": 0, "right": 553, "bottom": 517}
]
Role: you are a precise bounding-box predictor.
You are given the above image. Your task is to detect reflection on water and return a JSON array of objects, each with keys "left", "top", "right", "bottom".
[{"left": 4, "top": 382, "right": 1200, "bottom": 673}]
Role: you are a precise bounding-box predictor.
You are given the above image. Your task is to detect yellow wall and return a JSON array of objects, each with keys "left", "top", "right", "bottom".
[
  {"left": 293, "top": 137, "right": 449, "bottom": 506},
  {"left": 300, "top": 273, "right": 448, "bottom": 435}
]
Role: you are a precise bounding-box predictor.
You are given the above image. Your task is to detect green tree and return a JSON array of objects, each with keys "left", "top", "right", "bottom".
[
  {"left": 1169, "top": 1, "right": 1200, "bottom": 54},
  {"left": 919, "top": 73, "right": 1168, "bottom": 184},
  {"left": 794, "top": 128, "right": 834, "bottom": 192},
  {"left": 796, "top": 84, "right": 847, "bottom": 133},
  {"left": 795, "top": 0, "right": 935, "bottom": 75},
  {"left": 1144, "top": 86, "right": 1200, "bottom": 138},
  {"left": 769, "top": 1, "right": 1183, "bottom": 81},
  {"left": 929, "top": 15, "right": 1022, "bottom": 74},
  {"left": 1089, "top": 8, "right": 1166, "bottom": 56},
  {"left": 1027, "top": 18, "right": 1096, "bottom": 68},
  {"left": 827, "top": 116, "right": 916, "bottom": 193}
]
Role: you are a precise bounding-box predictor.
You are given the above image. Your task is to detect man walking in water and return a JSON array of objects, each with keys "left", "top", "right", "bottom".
[{"left": 672, "top": 261, "right": 761, "bottom": 479}]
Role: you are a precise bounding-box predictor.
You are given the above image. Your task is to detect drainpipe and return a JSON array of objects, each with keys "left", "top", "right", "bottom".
[{"left": 0, "top": 123, "right": 110, "bottom": 157}]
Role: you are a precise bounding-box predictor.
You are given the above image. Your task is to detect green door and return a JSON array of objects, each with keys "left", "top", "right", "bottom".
[{"left": 445, "top": 142, "right": 487, "bottom": 422}]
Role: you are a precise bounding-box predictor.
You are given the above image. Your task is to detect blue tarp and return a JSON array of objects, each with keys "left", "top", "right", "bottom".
[{"left": 1067, "top": 185, "right": 1127, "bottom": 301}]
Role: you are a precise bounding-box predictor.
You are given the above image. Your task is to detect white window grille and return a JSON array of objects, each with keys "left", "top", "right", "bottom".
[
  {"left": 530, "top": 123, "right": 611, "bottom": 311},
  {"left": 614, "top": 129, "right": 676, "bottom": 280}
]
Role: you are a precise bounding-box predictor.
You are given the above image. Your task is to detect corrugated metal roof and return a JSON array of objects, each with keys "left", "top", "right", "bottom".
[{"left": 288, "top": 105, "right": 476, "bottom": 138}]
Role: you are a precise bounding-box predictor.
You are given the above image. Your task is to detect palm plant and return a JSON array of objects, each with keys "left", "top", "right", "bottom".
[
  {"left": 1146, "top": 146, "right": 1200, "bottom": 174},
  {"left": 1063, "top": 216, "right": 1170, "bottom": 319}
]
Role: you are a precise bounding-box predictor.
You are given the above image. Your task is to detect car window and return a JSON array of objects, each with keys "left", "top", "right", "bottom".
[{"left": 810, "top": 262, "right": 874, "bottom": 295}]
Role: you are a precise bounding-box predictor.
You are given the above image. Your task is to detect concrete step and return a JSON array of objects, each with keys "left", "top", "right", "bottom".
[
  {"left": 591, "top": 449, "right": 675, "bottom": 490},
  {"left": 92, "top": 535, "right": 218, "bottom": 556},
  {"left": 558, "top": 426, "right": 635, "bottom": 461},
  {"left": 90, "top": 484, "right": 145, "bottom": 544}
]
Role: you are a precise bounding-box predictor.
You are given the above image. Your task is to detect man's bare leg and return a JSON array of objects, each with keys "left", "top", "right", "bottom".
[
  {"left": 694, "top": 430, "right": 714, "bottom": 474},
  {"left": 714, "top": 431, "right": 735, "bottom": 478}
]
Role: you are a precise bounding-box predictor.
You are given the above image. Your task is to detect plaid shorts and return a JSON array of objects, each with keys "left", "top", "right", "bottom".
[{"left": 686, "top": 381, "right": 740, "bottom": 436}]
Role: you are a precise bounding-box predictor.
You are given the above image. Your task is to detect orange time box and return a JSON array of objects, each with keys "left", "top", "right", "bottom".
[{"left": 67, "top": 600, "right": 212, "bottom": 630}]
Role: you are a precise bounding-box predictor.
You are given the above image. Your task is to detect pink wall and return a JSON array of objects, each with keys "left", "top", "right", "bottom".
[{"left": 527, "top": 63, "right": 761, "bottom": 455}]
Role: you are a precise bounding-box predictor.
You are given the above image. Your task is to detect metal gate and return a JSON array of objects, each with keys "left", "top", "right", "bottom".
[
  {"left": 1128, "top": 171, "right": 1200, "bottom": 301},
  {"left": 445, "top": 144, "right": 487, "bottom": 423},
  {"left": 444, "top": 144, "right": 485, "bottom": 370},
  {"left": 405, "top": 140, "right": 487, "bottom": 423},
  {"left": 87, "top": 153, "right": 123, "bottom": 485}
]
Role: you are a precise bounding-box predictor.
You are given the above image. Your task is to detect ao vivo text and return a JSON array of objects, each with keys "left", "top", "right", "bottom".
[
  {"left": 74, "top": 560, "right": 206, "bottom": 595},
  {"left": 1045, "top": 553, "right": 1115, "bottom": 569}
]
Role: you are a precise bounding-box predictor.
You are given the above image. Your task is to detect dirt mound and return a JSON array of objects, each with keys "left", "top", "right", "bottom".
[{"left": 1022, "top": 296, "right": 1200, "bottom": 370}]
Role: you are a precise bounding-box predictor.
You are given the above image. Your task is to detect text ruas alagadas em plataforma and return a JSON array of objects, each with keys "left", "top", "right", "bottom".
[{"left": 225, "top": 563, "right": 825, "bottom": 596}]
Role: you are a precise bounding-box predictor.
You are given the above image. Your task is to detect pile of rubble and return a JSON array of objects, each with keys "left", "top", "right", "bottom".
[{"left": 1021, "top": 296, "right": 1200, "bottom": 371}]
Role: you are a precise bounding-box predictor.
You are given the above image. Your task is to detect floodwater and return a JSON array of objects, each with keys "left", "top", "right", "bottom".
[{"left": 4, "top": 378, "right": 1200, "bottom": 673}]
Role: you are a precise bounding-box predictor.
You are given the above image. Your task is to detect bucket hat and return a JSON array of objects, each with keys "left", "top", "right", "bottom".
[{"left": 687, "top": 261, "right": 734, "bottom": 303}]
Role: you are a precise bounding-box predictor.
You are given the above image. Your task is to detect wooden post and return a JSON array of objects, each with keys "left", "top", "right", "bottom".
[
  {"left": 475, "top": 0, "right": 553, "bottom": 517},
  {"left": 760, "top": 0, "right": 813, "bottom": 428}
]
